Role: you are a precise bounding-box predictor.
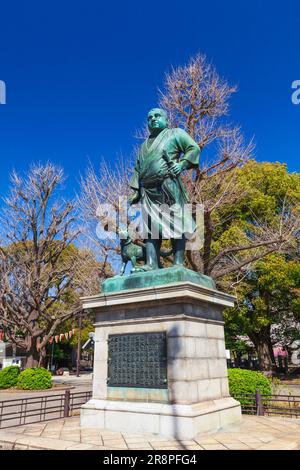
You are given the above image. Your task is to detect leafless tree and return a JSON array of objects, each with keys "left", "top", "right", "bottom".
[
  {"left": 79, "top": 54, "right": 299, "bottom": 284},
  {"left": 0, "top": 164, "right": 101, "bottom": 368},
  {"left": 159, "top": 54, "right": 299, "bottom": 283},
  {"left": 78, "top": 157, "right": 135, "bottom": 274}
]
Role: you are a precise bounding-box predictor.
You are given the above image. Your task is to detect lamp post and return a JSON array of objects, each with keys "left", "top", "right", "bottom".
[
  {"left": 49, "top": 339, "right": 55, "bottom": 372},
  {"left": 48, "top": 316, "right": 56, "bottom": 372},
  {"left": 76, "top": 312, "right": 82, "bottom": 377}
]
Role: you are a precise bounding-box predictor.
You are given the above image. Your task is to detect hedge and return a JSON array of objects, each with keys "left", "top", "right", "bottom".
[
  {"left": 17, "top": 367, "right": 52, "bottom": 390},
  {"left": 228, "top": 368, "right": 272, "bottom": 406},
  {"left": 0, "top": 365, "right": 21, "bottom": 389}
]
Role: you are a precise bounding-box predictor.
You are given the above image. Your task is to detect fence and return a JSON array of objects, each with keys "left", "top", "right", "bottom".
[
  {"left": 233, "top": 390, "right": 300, "bottom": 419},
  {"left": 0, "top": 389, "right": 92, "bottom": 429},
  {"left": 1, "top": 389, "right": 299, "bottom": 429}
]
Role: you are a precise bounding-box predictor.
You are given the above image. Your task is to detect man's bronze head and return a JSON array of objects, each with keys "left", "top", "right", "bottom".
[{"left": 147, "top": 108, "right": 168, "bottom": 133}]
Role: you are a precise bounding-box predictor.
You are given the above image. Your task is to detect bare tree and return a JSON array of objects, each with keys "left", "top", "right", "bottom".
[
  {"left": 159, "top": 54, "right": 299, "bottom": 282},
  {"left": 79, "top": 54, "right": 299, "bottom": 284},
  {"left": 0, "top": 164, "right": 101, "bottom": 368},
  {"left": 78, "top": 157, "right": 134, "bottom": 274}
]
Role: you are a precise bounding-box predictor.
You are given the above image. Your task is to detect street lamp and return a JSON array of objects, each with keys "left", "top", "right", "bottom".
[
  {"left": 49, "top": 339, "right": 55, "bottom": 372},
  {"left": 76, "top": 312, "right": 82, "bottom": 377},
  {"left": 49, "top": 315, "right": 56, "bottom": 372}
]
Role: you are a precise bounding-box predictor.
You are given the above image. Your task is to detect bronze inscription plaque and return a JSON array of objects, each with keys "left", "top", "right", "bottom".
[{"left": 107, "top": 332, "right": 167, "bottom": 388}]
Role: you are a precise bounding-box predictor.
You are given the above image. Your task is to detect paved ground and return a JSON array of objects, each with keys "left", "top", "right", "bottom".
[
  {"left": 0, "top": 415, "right": 300, "bottom": 450},
  {"left": 275, "top": 383, "right": 300, "bottom": 396},
  {"left": 51, "top": 372, "right": 93, "bottom": 386}
]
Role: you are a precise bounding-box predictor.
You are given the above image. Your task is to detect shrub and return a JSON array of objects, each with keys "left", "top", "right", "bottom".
[
  {"left": 0, "top": 365, "right": 21, "bottom": 389},
  {"left": 228, "top": 368, "right": 272, "bottom": 406},
  {"left": 17, "top": 367, "right": 52, "bottom": 390}
]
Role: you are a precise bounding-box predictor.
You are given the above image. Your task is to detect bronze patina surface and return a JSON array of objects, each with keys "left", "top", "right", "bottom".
[{"left": 129, "top": 108, "right": 200, "bottom": 271}]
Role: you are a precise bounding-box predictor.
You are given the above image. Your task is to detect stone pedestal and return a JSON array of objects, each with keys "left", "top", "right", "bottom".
[{"left": 80, "top": 271, "right": 241, "bottom": 439}]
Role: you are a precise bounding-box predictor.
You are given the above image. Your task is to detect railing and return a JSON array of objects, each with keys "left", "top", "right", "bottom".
[
  {"left": 1, "top": 388, "right": 299, "bottom": 429},
  {"left": 0, "top": 389, "right": 92, "bottom": 429},
  {"left": 233, "top": 390, "right": 300, "bottom": 419}
]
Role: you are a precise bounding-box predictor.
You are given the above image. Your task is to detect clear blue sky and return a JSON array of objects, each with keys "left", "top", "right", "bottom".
[{"left": 0, "top": 0, "right": 299, "bottom": 200}]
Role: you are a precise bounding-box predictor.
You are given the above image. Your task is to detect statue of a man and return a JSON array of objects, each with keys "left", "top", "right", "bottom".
[{"left": 129, "top": 108, "right": 200, "bottom": 271}]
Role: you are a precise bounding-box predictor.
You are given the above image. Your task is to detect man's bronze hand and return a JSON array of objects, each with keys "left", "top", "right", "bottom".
[{"left": 170, "top": 162, "right": 182, "bottom": 176}]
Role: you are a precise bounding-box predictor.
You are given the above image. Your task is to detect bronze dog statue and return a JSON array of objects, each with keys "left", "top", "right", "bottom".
[{"left": 119, "top": 230, "right": 172, "bottom": 275}]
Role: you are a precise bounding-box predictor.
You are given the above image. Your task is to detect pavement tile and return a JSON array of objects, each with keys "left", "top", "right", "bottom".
[
  {"left": 60, "top": 434, "right": 81, "bottom": 442},
  {"left": 61, "top": 426, "right": 81, "bottom": 431},
  {"left": 0, "top": 432, "right": 18, "bottom": 443},
  {"left": 105, "top": 445, "right": 128, "bottom": 450},
  {"left": 125, "top": 437, "right": 157, "bottom": 444},
  {"left": 194, "top": 438, "right": 222, "bottom": 445},
  {"left": 170, "top": 444, "right": 203, "bottom": 450},
  {"left": 14, "top": 443, "right": 29, "bottom": 450},
  {"left": 22, "top": 430, "right": 44, "bottom": 437},
  {"left": 25, "top": 426, "right": 45, "bottom": 433},
  {"left": 15, "top": 436, "right": 73, "bottom": 450},
  {"left": 102, "top": 436, "right": 126, "bottom": 440},
  {"left": 81, "top": 429, "right": 101, "bottom": 435},
  {"left": 66, "top": 443, "right": 98, "bottom": 450},
  {"left": 239, "top": 439, "right": 265, "bottom": 446},
  {"left": 177, "top": 440, "right": 198, "bottom": 446},
  {"left": 127, "top": 443, "right": 153, "bottom": 450},
  {"left": 43, "top": 425, "right": 64, "bottom": 432},
  {"left": 151, "top": 446, "right": 187, "bottom": 450},
  {"left": 0, "top": 442, "right": 14, "bottom": 450},
  {"left": 101, "top": 432, "right": 124, "bottom": 439},
  {"left": 150, "top": 442, "right": 185, "bottom": 448},
  {"left": 4, "top": 426, "right": 27, "bottom": 434},
  {"left": 212, "top": 432, "right": 242, "bottom": 438},
  {"left": 200, "top": 444, "right": 228, "bottom": 450},
  {"left": 258, "top": 440, "right": 299, "bottom": 450},
  {"left": 102, "top": 440, "right": 127, "bottom": 445},
  {"left": 40, "top": 431, "right": 61, "bottom": 438},
  {"left": 222, "top": 443, "right": 252, "bottom": 450},
  {"left": 256, "top": 436, "right": 276, "bottom": 443},
  {"left": 88, "top": 446, "right": 117, "bottom": 450},
  {"left": 215, "top": 439, "right": 247, "bottom": 445},
  {"left": 81, "top": 438, "right": 104, "bottom": 445}
]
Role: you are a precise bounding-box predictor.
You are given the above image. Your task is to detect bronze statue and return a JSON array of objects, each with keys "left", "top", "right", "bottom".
[{"left": 129, "top": 108, "right": 200, "bottom": 271}]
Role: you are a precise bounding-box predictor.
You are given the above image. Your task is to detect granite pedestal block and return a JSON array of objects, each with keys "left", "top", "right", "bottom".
[{"left": 80, "top": 273, "right": 241, "bottom": 439}]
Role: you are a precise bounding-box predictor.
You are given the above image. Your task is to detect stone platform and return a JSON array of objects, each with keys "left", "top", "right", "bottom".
[{"left": 80, "top": 277, "right": 241, "bottom": 439}]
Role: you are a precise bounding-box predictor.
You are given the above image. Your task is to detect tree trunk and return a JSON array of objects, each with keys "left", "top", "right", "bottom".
[
  {"left": 248, "top": 327, "right": 276, "bottom": 374},
  {"left": 38, "top": 346, "right": 47, "bottom": 368},
  {"left": 25, "top": 335, "right": 40, "bottom": 368}
]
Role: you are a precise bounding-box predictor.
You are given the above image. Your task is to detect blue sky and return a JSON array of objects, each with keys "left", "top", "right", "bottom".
[{"left": 0, "top": 0, "right": 299, "bottom": 200}]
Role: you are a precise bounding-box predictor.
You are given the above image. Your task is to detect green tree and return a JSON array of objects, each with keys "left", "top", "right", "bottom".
[
  {"left": 225, "top": 253, "right": 300, "bottom": 372},
  {"left": 220, "top": 161, "right": 300, "bottom": 372},
  {"left": 159, "top": 56, "right": 298, "bottom": 279}
]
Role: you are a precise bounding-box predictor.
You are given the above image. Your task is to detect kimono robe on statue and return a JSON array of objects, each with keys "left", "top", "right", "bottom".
[{"left": 130, "top": 127, "right": 200, "bottom": 239}]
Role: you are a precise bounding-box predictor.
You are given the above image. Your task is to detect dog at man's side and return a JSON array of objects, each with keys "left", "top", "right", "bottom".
[{"left": 119, "top": 229, "right": 172, "bottom": 275}]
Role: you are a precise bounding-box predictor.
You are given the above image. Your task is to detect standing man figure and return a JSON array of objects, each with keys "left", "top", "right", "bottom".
[{"left": 129, "top": 108, "right": 200, "bottom": 271}]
